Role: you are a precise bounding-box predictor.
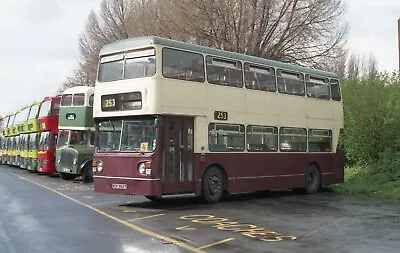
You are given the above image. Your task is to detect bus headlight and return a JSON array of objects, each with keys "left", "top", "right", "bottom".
[
  {"left": 73, "top": 158, "right": 77, "bottom": 165},
  {"left": 97, "top": 161, "right": 103, "bottom": 172},
  {"left": 138, "top": 163, "right": 146, "bottom": 175},
  {"left": 138, "top": 162, "right": 151, "bottom": 175}
]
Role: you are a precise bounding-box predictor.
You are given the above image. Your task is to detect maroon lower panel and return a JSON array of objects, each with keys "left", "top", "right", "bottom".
[{"left": 194, "top": 149, "right": 345, "bottom": 195}]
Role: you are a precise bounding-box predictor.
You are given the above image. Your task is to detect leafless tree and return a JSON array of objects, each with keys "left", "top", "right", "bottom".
[
  {"left": 346, "top": 52, "right": 378, "bottom": 79},
  {"left": 61, "top": 0, "right": 348, "bottom": 90}
]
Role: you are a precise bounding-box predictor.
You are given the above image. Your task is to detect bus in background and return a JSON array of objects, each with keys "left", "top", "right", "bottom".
[
  {"left": 17, "top": 104, "right": 32, "bottom": 169},
  {"left": 92, "top": 36, "right": 344, "bottom": 203},
  {"left": 4, "top": 113, "right": 16, "bottom": 165},
  {"left": 9, "top": 110, "right": 21, "bottom": 167},
  {"left": 55, "top": 86, "right": 95, "bottom": 182},
  {"left": 0, "top": 115, "right": 10, "bottom": 164},
  {"left": 37, "top": 96, "right": 61, "bottom": 174},
  {"left": 26, "top": 101, "right": 41, "bottom": 172}
]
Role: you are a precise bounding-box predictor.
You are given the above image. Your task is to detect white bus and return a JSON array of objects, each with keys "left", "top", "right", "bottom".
[{"left": 92, "top": 36, "right": 344, "bottom": 203}]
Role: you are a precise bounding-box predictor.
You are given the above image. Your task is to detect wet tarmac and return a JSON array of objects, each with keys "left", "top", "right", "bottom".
[{"left": 1, "top": 164, "right": 399, "bottom": 253}]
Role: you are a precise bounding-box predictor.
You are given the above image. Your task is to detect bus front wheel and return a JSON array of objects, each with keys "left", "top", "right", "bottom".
[
  {"left": 202, "top": 166, "right": 225, "bottom": 204},
  {"left": 305, "top": 164, "right": 321, "bottom": 194}
]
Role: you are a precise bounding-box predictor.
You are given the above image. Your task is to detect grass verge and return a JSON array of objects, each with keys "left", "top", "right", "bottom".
[{"left": 332, "top": 161, "right": 400, "bottom": 200}]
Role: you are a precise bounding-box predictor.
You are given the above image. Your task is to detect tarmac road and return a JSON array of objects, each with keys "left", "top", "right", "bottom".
[{"left": 1, "top": 164, "right": 399, "bottom": 253}]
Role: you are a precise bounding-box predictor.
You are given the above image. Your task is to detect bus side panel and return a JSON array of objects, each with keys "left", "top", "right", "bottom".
[{"left": 195, "top": 152, "right": 341, "bottom": 194}]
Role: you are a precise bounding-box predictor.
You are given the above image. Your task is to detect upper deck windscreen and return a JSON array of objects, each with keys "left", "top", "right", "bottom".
[
  {"left": 28, "top": 104, "right": 39, "bottom": 120},
  {"left": 98, "top": 48, "right": 156, "bottom": 82},
  {"left": 38, "top": 100, "right": 52, "bottom": 118}
]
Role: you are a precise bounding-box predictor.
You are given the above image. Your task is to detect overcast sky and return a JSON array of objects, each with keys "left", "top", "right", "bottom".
[{"left": 1, "top": 0, "right": 400, "bottom": 116}]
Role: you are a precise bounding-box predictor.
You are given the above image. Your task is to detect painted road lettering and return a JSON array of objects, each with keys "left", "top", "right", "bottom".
[{"left": 180, "top": 215, "right": 297, "bottom": 242}]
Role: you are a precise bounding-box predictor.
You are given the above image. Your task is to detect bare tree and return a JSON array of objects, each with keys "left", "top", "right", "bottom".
[
  {"left": 346, "top": 52, "right": 378, "bottom": 79},
  {"left": 62, "top": 0, "right": 348, "bottom": 90}
]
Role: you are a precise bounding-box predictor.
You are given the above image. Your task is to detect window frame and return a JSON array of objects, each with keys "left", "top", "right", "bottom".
[
  {"left": 162, "top": 47, "right": 205, "bottom": 83},
  {"left": 206, "top": 56, "right": 243, "bottom": 88},
  {"left": 279, "top": 127, "right": 307, "bottom": 152},
  {"left": 208, "top": 123, "right": 245, "bottom": 152},
  {"left": 246, "top": 125, "right": 278, "bottom": 152}
]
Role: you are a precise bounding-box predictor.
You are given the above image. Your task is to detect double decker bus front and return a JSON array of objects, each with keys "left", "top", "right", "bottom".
[
  {"left": 93, "top": 117, "right": 161, "bottom": 195},
  {"left": 37, "top": 96, "right": 60, "bottom": 174}
]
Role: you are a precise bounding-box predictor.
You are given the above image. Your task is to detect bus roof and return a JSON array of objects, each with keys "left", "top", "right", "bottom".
[
  {"left": 100, "top": 36, "right": 338, "bottom": 79},
  {"left": 62, "top": 86, "right": 94, "bottom": 95}
]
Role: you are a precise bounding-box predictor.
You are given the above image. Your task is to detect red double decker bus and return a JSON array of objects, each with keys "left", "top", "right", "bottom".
[{"left": 37, "top": 96, "right": 61, "bottom": 174}]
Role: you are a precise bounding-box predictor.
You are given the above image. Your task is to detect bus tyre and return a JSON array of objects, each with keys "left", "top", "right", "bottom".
[
  {"left": 60, "top": 172, "right": 76, "bottom": 181},
  {"left": 305, "top": 164, "right": 321, "bottom": 194},
  {"left": 202, "top": 166, "right": 224, "bottom": 204},
  {"left": 82, "top": 164, "right": 93, "bottom": 183}
]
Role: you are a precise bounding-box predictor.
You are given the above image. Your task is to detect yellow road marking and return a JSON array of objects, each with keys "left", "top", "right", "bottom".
[
  {"left": 123, "top": 209, "right": 137, "bottom": 213},
  {"left": 176, "top": 225, "right": 195, "bottom": 231},
  {"left": 197, "top": 238, "right": 235, "bottom": 250},
  {"left": 15, "top": 174, "right": 204, "bottom": 253},
  {"left": 126, "top": 213, "right": 165, "bottom": 222}
]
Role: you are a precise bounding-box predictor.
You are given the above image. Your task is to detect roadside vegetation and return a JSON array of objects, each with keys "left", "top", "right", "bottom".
[{"left": 334, "top": 72, "right": 400, "bottom": 199}]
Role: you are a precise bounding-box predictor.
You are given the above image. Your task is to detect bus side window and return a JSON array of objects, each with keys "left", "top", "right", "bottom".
[
  {"left": 277, "top": 70, "right": 305, "bottom": 96},
  {"left": 244, "top": 63, "right": 276, "bottom": 92},
  {"left": 162, "top": 48, "right": 205, "bottom": 83},
  {"left": 330, "top": 79, "right": 341, "bottom": 101},
  {"left": 306, "top": 75, "right": 330, "bottom": 100},
  {"left": 206, "top": 56, "right": 243, "bottom": 88}
]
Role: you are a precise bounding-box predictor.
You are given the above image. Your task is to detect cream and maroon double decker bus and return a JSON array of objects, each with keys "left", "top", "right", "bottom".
[{"left": 92, "top": 36, "right": 344, "bottom": 203}]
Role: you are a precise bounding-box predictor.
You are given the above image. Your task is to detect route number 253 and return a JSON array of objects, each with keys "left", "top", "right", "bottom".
[{"left": 214, "top": 111, "right": 228, "bottom": 121}]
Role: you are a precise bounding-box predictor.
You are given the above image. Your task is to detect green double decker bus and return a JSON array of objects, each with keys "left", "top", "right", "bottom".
[{"left": 55, "top": 86, "right": 95, "bottom": 183}]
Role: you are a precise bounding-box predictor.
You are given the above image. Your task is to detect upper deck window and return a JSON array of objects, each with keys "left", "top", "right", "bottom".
[
  {"left": 28, "top": 105, "right": 39, "bottom": 120},
  {"left": 124, "top": 49, "right": 156, "bottom": 79},
  {"left": 89, "top": 94, "right": 94, "bottom": 107},
  {"left": 73, "top": 93, "right": 85, "bottom": 106},
  {"left": 306, "top": 75, "right": 330, "bottom": 100},
  {"left": 98, "top": 48, "right": 156, "bottom": 82},
  {"left": 54, "top": 99, "right": 60, "bottom": 115},
  {"left": 244, "top": 63, "right": 276, "bottom": 92},
  {"left": 162, "top": 48, "right": 205, "bottom": 82},
  {"left": 38, "top": 100, "right": 51, "bottom": 117},
  {"left": 277, "top": 70, "right": 305, "bottom": 96},
  {"left": 206, "top": 56, "right": 243, "bottom": 87},
  {"left": 61, "top": 94, "right": 73, "bottom": 106},
  {"left": 330, "top": 79, "right": 341, "bottom": 101}
]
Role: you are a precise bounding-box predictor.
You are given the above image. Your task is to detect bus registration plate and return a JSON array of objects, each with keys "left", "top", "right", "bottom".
[{"left": 112, "top": 183, "right": 127, "bottom": 190}]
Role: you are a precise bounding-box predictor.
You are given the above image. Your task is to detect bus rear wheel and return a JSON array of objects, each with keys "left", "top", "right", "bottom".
[
  {"left": 305, "top": 164, "right": 321, "bottom": 194},
  {"left": 60, "top": 172, "right": 76, "bottom": 181},
  {"left": 202, "top": 166, "right": 225, "bottom": 204}
]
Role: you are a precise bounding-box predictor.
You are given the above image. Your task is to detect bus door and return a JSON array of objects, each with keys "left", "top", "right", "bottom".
[{"left": 161, "top": 117, "right": 194, "bottom": 194}]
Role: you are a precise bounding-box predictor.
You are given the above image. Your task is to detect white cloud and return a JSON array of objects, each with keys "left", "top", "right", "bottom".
[
  {"left": 345, "top": 0, "right": 400, "bottom": 72},
  {"left": 0, "top": 0, "right": 100, "bottom": 116}
]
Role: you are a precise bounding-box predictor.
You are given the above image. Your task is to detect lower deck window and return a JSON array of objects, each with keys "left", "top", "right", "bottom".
[
  {"left": 308, "top": 129, "right": 332, "bottom": 152},
  {"left": 208, "top": 123, "right": 245, "bottom": 152},
  {"left": 279, "top": 127, "right": 307, "bottom": 152},
  {"left": 246, "top": 125, "right": 278, "bottom": 152}
]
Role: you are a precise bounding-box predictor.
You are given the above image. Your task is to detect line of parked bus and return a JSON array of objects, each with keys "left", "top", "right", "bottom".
[
  {"left": 1, "top": 36, "right": 345, "bottom": 203},
  {"left": 0, "top": 86, "right": 95, "bottom": 183}
]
